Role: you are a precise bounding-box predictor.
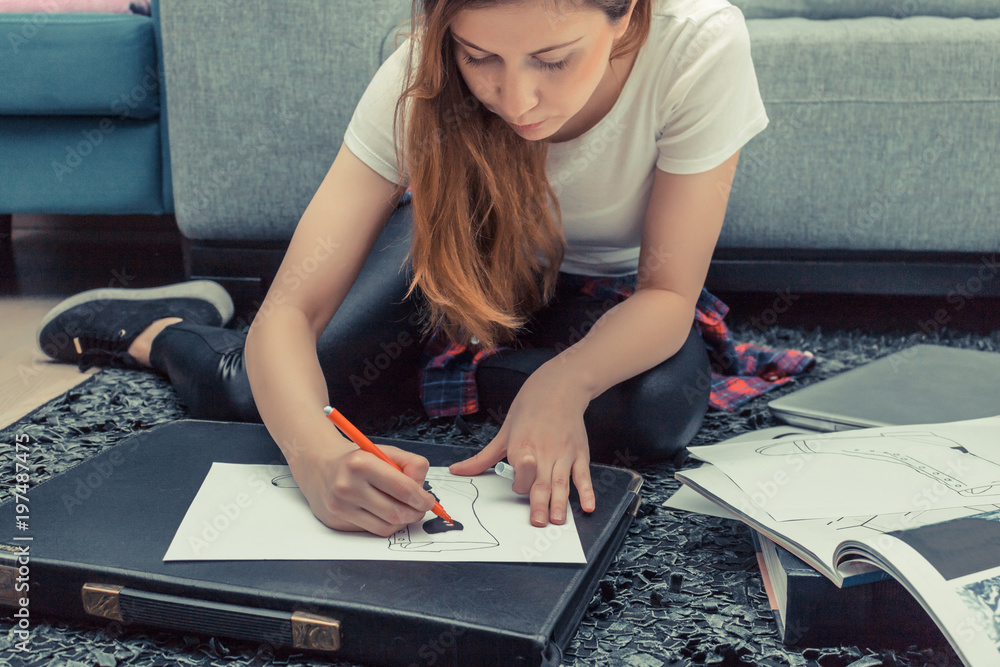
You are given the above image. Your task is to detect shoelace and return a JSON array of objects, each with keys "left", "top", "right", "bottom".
[{"left": 73, "top": 328, "right": 136, "bottom": 371}]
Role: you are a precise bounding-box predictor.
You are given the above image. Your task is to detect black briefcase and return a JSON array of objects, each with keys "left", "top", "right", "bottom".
[{"left": 0, "top": 420, "right": 641, "bottom": 666}]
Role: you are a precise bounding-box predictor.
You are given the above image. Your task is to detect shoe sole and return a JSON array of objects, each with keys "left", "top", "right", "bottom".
[{"left": 36, "top": 280, "right": 235, "bottom": 343}]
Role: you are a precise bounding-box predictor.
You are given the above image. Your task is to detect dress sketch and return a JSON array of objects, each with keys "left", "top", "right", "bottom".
[
  {"left": 270, "top": 471, "right": 501, "bottom": 551},
  {"left": 389, "top": 473, "right": 500, "bottom": 552},
  {"left": 757, "top": 432, "right": 1000, "bottom": 497}
]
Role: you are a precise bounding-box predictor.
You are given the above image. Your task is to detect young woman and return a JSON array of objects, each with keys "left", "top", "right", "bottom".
[{"left": 37, "top": 0, "right": 769, "bottom": 536}]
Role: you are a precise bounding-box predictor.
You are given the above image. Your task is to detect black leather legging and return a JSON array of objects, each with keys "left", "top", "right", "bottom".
[{"left": 149, "top": 205, "right": 710, "bottom": 464}]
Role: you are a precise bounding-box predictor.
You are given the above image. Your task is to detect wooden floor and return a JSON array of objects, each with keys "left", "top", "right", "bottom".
[{"left": 0, "top": 213, "right": 184, "bottom": 428}]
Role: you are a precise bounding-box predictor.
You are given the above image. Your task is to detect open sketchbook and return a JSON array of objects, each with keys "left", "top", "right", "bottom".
[{"left": 676, "top": 415, "right": 1000, "bottom": 667}]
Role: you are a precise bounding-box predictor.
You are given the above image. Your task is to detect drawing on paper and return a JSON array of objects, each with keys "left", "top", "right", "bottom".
[
  {"left": 389, "top": 472, "right": 500, "bottom": 552},
  {"left": 825, "top": 505, "right": 1000, "bottom": 533},
  {"left": 271, "top": 473, "right": 298, "bottom": 488},
  {"left": 270, "top": 471, "right": 500, "bottom": 551},
  {"left": 757, "top": 432, "right": 1000, "bottom": 497}
]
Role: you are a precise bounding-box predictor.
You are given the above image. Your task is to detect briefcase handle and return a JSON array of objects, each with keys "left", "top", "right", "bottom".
[{"left": 82, "top": 583, "right": 341, "bottom": 652}]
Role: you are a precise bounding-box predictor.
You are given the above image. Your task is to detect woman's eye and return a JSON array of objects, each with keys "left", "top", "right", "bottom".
[{"left": 462, "top": 53, "right": 567, "bottom": 72}]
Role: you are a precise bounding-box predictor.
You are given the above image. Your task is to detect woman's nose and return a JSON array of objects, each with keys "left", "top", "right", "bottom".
[{"left": 496, "top": 70, "right": 539, "bottom": 122}]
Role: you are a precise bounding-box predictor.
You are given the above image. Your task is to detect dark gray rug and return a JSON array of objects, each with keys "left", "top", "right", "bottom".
[{"left": 2, "top": 322, "right": 997, "bottom": 667}]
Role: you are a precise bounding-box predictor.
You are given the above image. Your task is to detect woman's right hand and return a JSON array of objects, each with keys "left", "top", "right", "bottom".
[{"left": 290, "top": 437, "right": 438, "bottom": 536}]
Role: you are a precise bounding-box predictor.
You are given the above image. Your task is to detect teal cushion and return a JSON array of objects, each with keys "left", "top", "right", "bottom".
[
  {"left": 0, "top": 13, "right": 159, "bottom": 118},
  {"left": 0, "top": 116, "right": 165, "bottom": 214},
  {"left": 732, "top": 1, "right": 1000, "bottom": 20}
]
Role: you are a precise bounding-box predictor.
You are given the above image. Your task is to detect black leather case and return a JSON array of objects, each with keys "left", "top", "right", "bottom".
[{"left": 0, "top": 420, "right": 641, "bottom": 666}]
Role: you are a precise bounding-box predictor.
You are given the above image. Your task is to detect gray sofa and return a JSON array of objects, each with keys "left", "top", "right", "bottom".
[{"left": 158, "top": 0, "right": 1000, "bottom": 306}]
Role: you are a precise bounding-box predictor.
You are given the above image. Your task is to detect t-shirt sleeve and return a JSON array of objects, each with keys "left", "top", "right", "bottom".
[
  {"left": 343, "top": 38, "right": 412, "bottom": 185},
  {"left": 655, "top": 7, "right": 769, "bottom": 175}
]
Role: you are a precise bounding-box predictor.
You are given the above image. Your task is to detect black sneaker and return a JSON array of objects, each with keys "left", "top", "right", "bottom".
[{"left": 37, "top": 280, "right": 234, "bottom": 370}]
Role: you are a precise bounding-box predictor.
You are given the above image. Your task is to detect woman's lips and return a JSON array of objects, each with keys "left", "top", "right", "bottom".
[{"left": 510, "top": 119, "right": 545, "bottom": 131}]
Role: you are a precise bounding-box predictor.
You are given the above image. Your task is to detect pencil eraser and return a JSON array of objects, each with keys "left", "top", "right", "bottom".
[{"left": 323, "top": 406, "right": 333, "bottom": 415}]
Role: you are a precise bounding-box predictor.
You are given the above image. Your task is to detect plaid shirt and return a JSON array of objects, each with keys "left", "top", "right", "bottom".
[{"left": 418, "top": 273, "right": 815, "bottom": 418}]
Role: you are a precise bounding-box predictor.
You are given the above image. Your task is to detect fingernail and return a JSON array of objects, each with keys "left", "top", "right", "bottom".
[
  {"left": 532, "top": 512, "right": 546, "bottom": 525},
  {"left": 553, "top": 511, "right": 565, "bottom": 523}
]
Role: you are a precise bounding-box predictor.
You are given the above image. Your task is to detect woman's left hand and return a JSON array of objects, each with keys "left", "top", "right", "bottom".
[{"left": 449, "top": 362, "right": 596, "bottom": 526}]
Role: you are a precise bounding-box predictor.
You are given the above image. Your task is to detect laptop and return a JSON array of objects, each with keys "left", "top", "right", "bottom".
[{"left": 768, "top": 344, "right": 1000, "bottom": 431}]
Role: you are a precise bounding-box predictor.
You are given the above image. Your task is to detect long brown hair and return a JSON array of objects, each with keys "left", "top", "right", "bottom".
[{"left": 394, "top": 0, "right": 651, "bottom": 348}]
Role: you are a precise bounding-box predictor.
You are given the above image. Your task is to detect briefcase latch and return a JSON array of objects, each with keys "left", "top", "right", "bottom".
[
  {"left": 291, "top": 610, "right": 341, "bottom": 652},
  {"left": 81, "top": 583, "right": 124, "bottom": 621}
]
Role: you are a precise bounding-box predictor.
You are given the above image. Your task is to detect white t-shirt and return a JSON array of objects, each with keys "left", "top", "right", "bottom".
[{"left": 344, "top": 0, "right": 768, "bottom": 276}]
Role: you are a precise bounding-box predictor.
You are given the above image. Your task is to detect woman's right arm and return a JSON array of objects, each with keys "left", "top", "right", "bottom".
[{"left": 244, "top": 142, "right": 436, "bottom": 537}]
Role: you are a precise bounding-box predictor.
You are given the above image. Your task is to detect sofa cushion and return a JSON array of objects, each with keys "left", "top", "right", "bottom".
[
  {"left": 732, "top": 0, "right": 1000, "bottom": 20},
  {"left": 0, "top": 115, "right": 164, "bottom": 213},
  {"left": 0, "top": 13, "right": 159, "bottom": 117},
  {"left": 718, "top": 16, "right": 1000, "bottom": 253}
]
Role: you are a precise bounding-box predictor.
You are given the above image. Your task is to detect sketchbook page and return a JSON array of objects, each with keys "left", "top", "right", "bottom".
[
  {"left": 662, "top": 484, "right": 740, "bottom": 520},
  {"left": 837, "top": 511, "right": 1000, "bottom": 667},
  {"left": 687, "top": 415, "right": 1000, "bottom": 521},
  {"left": 163, "top": 464, "right": 586, "bottom": 563},
  {"left": 676, "top": 464, "right": 1000, "bottom": 587}
]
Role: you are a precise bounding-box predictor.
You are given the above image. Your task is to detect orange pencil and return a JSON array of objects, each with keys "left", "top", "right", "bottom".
[{"left": 324, "top": 406, "right": 454, "bottom": 525}]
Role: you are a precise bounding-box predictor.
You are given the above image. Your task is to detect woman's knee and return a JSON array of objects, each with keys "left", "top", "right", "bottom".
[
  {"left": 585, "top": 326, "right": 710, "bottom": 464},
  {"left": 474, "top": 329, "right": 710, "bottom": 465}
]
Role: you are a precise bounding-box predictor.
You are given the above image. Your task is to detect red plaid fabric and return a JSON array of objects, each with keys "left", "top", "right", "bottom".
[{"left": 417, "top": 274, "right": 815, "bottom": 418}]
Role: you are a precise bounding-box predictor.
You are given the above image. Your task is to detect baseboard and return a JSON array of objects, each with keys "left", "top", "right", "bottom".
[
  {"left": 183, "top": 239, "right": 287, "bottom": 316},
  {"left": 707, "top": 249, "right": 1000, "bottom": 297}
]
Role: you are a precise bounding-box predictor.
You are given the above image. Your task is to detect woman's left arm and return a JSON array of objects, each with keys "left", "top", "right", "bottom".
[
  {"left": 451, "top": 150, "right": 741, "bottom": 526},
  {"left": 558, "top": 150, "right": 741, "bottom": 396}
]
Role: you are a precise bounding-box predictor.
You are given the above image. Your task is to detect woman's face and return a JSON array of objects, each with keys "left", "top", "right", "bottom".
[{"left": 450, "top": 1, "right": 628, "bottom": 140}]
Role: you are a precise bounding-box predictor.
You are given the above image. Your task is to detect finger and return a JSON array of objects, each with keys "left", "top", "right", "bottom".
[
  {"left": 367, "top": 465, "right": 436, "bottom": 517},
  {"left": 572, "top": 459, "right": 596, "bottom": 514},
  {"left": 334, "top": 506, "right": 409, "bottom": 538},
  {"left": 312, "top": 490, "right": 410, "bottom": 537},
  {"left": 548, "top": 458, "right": 574, "bottom": 525},
  {"left": 510, "top": 452, "right": 537, "bottom": 496},
  {"left": 449, "top": 432, "right": 508, "bottom": 476},
  {"left": 385, "top": 446, "right": 431, "bottom": 484},
  {"left": 527, "top": 465, "right": 551, "bottom": 527}
]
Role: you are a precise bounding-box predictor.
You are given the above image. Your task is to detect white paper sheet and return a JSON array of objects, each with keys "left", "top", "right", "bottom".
[
  {"left": 687, "top": 416, "right": 1000, "bottom": 521},
  {"left": 164, "top": 463, "right": 586, "bottom": 563},
  {"left": 662, "top": 484, "right": 740, "bottom": 520}
]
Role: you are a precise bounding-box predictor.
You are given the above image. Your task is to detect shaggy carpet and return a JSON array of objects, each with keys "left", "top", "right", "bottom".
[{"left": 1, "top": 319, "right": 997, "bottom": 667}]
